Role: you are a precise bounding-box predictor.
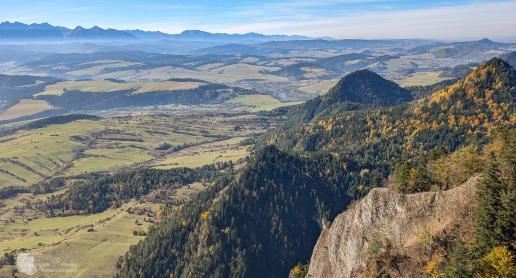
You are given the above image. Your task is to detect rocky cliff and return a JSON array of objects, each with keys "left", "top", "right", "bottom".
[{"left": 307, "top": 175, "right": 480, "bottom": 278}]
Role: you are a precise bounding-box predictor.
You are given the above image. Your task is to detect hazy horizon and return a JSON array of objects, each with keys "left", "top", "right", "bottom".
[{"left": 1, "top": 0, "right": 516, "bottom": 41}]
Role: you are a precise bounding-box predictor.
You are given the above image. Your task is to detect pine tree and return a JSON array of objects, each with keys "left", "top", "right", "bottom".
[
  {"left": 475, "top": 129, "right": 516, "bottom": 255},
  {"left": 441, "top": 242, "right": 473, "bottom": 278},
  {"left": 475, "top": 155, "right": 504, "bottom": 254}
]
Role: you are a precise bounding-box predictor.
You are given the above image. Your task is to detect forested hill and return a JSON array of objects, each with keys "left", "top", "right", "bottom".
[
  {"left": 285, "top": 69, "right": 412, "bottom": 122},
  {"left": 325, "top": 69, "right": 412, "bottom": 105},
  {"left": 116, "top": 58, "right": 515, "bottom": 278},
  {"left": 269, "top": 58, "right": 514, "bottom": 154}
]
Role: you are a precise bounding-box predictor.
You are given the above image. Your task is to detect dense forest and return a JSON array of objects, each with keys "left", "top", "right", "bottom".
[
  {"left": 46, "top": 164, "right": 231, "bottom": 215},
  {"left": 115, "top": 58, "right": 514, "bottom": 277}
]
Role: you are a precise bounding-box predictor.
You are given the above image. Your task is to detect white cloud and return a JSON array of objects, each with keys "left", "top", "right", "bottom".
[{"left": 216, "top": 1, "right": 516, "bottom": 40}]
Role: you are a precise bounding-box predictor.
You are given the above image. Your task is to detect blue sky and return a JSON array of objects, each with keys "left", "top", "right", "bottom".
[{"left": 2, "top": 0, "right": 516, "bottom": 40}]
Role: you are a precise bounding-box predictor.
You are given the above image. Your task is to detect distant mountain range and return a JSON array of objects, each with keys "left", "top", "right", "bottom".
[{"left": 0, "top": 21, "right": 316, "bottom": 42}]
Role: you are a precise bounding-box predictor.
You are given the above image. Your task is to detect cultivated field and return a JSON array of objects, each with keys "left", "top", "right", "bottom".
[
  {"left": 98, "top": 63, "right": 288, "bottom": 84},
  {"left": 297, "top": 78, "right": 339, "bottom": 95},
  {"left": 0, "top": 181, "right": 207, "bottom": 277},
  {"left": 0, "top": 99, "right": 55, "bottom": 121},
  {"left": 0, "top": 113, "right": 273, "bottom": 188},
  {"left": 153, "top": 137, "right": 249, "bottom": 169},
  {"left": 227, "top": 94, "right": 303, "bottom": 112},
  {"left": 67, "top": 60, "right": 143, "bottom": 77},
  {"left": 35, "top": 79, "right": 204, "bottom": 96},
  {"left": 397, "top": 71, "right": 448, "bottom": 87}
]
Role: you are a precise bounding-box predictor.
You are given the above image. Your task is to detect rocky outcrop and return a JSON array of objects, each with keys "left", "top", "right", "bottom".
[{"left": 307, "top": 175, "right": 480, "bottom": 278}]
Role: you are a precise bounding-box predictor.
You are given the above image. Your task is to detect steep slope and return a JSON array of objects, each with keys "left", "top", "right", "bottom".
[
  {"left": 307, "top": 175, "right": 479, "bottom": 278},
  {"left": 117, "top": 146, "right": 357, "bottom": 278}
]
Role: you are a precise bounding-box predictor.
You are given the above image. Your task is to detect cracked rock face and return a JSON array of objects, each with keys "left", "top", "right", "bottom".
[{"left": 307, "top": 176, "right": 479, "bottom": 278}]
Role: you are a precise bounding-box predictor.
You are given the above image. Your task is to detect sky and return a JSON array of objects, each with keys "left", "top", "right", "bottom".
[{"left": 1, "top": 0, "right": 516, "bottom": 40}]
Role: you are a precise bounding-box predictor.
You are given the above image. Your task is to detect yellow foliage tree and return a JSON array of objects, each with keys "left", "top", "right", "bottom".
[
  {"left": 200, "top": 211, "right": 210, "bottom": 220},
  {"left": 478, "top": 246, "right": 516, "bottom": 278}
]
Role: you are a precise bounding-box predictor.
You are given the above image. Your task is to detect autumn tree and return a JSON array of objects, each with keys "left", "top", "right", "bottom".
[{"left": 478, "top": 246, "right": 516, "bottom": 278}]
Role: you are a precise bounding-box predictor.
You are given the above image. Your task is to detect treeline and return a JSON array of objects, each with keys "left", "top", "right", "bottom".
[
  {"left": 0, "top": 176, "right": 67, "bottom": 200},
  {"left": 46, "top": 164, "right": 230, "bottom": 215},
  {"left": 0, "top": 186, "right": 30, "bottom": 199}
]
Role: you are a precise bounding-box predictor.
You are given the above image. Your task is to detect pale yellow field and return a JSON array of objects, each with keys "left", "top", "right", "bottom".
[
  {"left": 68, "top": 61, "right": 143, "bottom": 76},
  {"left": 240, "top": 57, "right": 260, "bottom": 63},
  {"left": 0, "top": 114, "right": 263, "bottom": 187},
  {"left": 0, "top": 99, "right": 54, "bottom": 121},
  {"left": 398, "top": 71, "right": 447, "bottom": 87},
  {"left": 2, "top": 65, "right": 49, "bottom": 76},
  {"left": 258, "top": 57, "right": 313, "bottom": 67},
  {"left": 66, "top": 147, "right": 154, "bottom": 175},
  {"left": 35, "top": 80, "right": 204, "bottom": 96},
  {"left": 35, "top": 80, "right": 135, "bottom": 96},
  {"left": 154, "top": 148, "right": 248, "bottom": 169},
  {"left": 205, "top": 63, "right": 286, "bottom": 83},
  {"left": 227, "top": 94, "right": 303, "bottom": 112},
  {"left": 99, "top": 63, "right": 288, "bottom": 84},
  {"left": 132, "top": 81, "right": 202, "bottom": 94},
  {"left": 297, "top": 79, "right": 339, "bottom": 95},
  {"left": 0, "top": 120, "right": 105, "bottom": 187},
  {"left": 300, "top": 67, "right": 329, "bottom": 79},
  {"left": 154, "top": 137, "right": 249, "bottom": 169},
  {"left": 196, "top": 63, "right": 225, "bottom": 70}
]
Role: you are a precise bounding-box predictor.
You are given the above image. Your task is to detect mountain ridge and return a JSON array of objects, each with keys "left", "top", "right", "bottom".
[{"left": 0, "top": 21, "right": 318, "bottom": 42}]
